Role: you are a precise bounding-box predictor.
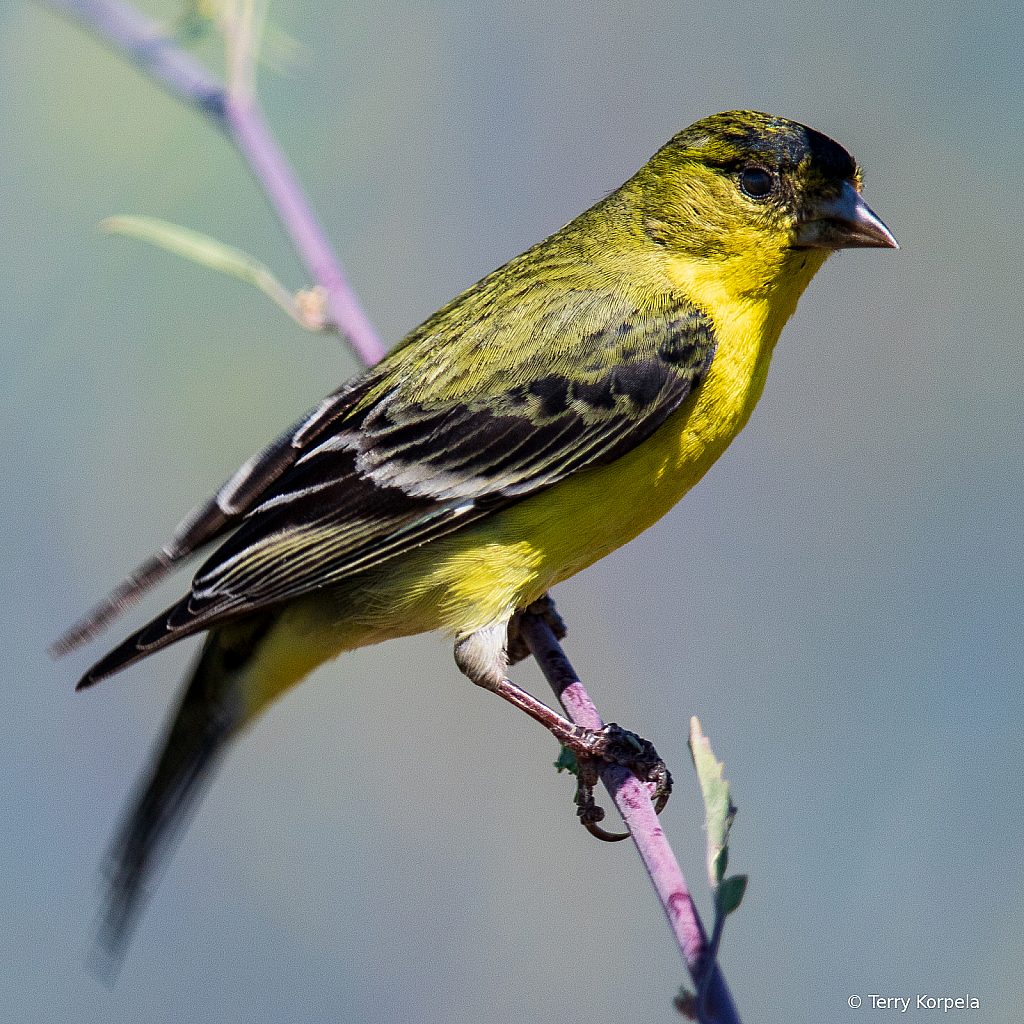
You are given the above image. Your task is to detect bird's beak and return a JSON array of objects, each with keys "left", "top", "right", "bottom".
[{"left": 794, "top": 180, "right": 898, "bottom": 250}]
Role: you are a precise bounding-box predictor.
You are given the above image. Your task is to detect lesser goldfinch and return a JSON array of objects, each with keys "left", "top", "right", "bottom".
[{"left": 54, "top": 110, "right": 896, "bottom": 964}]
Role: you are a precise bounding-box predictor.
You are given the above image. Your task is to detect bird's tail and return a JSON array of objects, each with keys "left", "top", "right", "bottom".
[{"left": 90, "top": 612, "right": 275, "bottom": 980}]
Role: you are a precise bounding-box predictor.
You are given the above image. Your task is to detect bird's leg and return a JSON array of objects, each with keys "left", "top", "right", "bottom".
[
  {"left": 506, "top": 596, "right": 567, "bottom": 665},
  {"left": 454, "top": 597, "right": 672, "bottom": 840}
]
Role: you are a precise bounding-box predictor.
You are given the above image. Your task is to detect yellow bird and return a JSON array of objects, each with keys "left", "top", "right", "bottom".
[{"left": 54, "top": 110, "right": 896, "bottom": 965}]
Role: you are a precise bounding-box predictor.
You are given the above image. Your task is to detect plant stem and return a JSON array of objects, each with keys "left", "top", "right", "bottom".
[
  {"left": 46, "top": 0, "right": 386, "bottom": 365},
  {"left": 520, "top": 613, "right": 741, "bottom": 1024}
]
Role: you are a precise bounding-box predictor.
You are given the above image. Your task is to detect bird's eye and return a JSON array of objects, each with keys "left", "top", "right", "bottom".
[{"left": 739, "top": 166, "right": 777, "bottom": 200}]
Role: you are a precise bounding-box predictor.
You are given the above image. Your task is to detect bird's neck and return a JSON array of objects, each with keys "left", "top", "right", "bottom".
[{"left": 661, "top": 243, "right": 830, "bottom": 343}]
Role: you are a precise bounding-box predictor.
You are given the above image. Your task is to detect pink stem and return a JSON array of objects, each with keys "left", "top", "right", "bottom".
[
  {"left": 520, "top": 615, "right": 741, "bottom": 1024},
  {"left": 47, "top": 0, "right": 386, "bottom": 365},
  {"left": 225, "top": 93, "right": 385, "bottom": 364}
]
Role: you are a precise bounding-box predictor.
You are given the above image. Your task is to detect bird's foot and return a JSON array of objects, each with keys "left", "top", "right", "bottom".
[
  {"left": 563, "top": 723, "right": 673, "bottom": 842},
  {"left": 455, "top": 605, "right": 671, "bottom": 841}
]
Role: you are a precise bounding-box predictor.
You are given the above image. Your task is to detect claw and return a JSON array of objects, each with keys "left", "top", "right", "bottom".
[
  {"left": 568, "top": 724, "right": 674, "bottom": 842},
  {"left": 649, "top": 762, "right": 674, "bottom": 815},
  {"left": 583, "top": 819, "right": 631, "bottom": 842},
  {"left": 573, "top": 756, "right": 631, "bottom": 840},
  {"left": 500, "top": 599, "right": 674, "bottom": 841}
]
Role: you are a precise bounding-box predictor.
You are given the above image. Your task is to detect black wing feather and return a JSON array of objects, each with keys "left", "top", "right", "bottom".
[
  {"left": 75, "top": 295, "right": 717, "bottom": 686},
  {"left": 51, "top": 378, "right": 377, "bottom": 657},
  {"left": 187, "top": 303, "right": 717, "bottom": 619}
]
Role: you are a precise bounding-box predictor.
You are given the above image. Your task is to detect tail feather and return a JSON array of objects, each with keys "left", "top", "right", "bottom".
[{"left": 89, "top": 613, "right": 274, "bottom": 979}]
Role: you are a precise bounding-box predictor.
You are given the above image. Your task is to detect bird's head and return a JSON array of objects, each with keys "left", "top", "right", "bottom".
[{"left": 632, "top": 110, "right": 897, "bottom": 282}]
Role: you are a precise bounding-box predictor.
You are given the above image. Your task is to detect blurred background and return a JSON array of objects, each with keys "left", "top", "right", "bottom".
[{"left": 1, "top": 0, "right": 1021, "bottom": 1020}]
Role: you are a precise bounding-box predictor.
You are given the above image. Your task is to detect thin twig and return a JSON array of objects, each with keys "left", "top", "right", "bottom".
[
  {"left": 46, "top": 0, "right": 386, "bottom": 365},
  {"left": 519, "top": 614, "right": 742, "bottom": 1024}
]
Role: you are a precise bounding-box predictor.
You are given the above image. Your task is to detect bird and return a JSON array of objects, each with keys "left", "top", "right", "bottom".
[{"left": 52, "top": 110, "right": 897, "bottom": 968}]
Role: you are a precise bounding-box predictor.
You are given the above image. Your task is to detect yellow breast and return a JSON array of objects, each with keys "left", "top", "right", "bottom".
[{"left": 340, "top": 246, "right": 832, "bottom": 641}]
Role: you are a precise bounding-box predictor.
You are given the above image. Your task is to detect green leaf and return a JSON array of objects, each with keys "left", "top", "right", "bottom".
[
  {"left": 102, "top": 215, "right": 272, "bottom": 285},
  {"left": 716, "top": 874, "right": 747, "bottom": 917},
  {"left": 554, "top": 746, "right": 579, "bottom": 776},
  {"left": 101, "top": 216, "right": 321, "bottom": 329},
  {"left": 688, "top": 717, "right": 737, "bottom": 891}
]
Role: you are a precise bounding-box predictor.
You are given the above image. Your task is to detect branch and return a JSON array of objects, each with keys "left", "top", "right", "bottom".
[
  {"left": 46, "top": 0, "right": 386, "bottom": 365},
  {"left": 520, "top": 614, "right": 742, "bottom": 1024}
]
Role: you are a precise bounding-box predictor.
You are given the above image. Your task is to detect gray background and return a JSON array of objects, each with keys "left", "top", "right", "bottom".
[{"left": 2, "top": 0, "right": 1020, "bottom": 1020}]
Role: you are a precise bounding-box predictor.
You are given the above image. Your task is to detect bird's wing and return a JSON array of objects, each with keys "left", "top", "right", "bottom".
[
  {"left": 78, "top": 285, "right": 717, "bottom": 685},
  {"left": 199, "top": 293, "right": 716, "bottom": 597}
]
